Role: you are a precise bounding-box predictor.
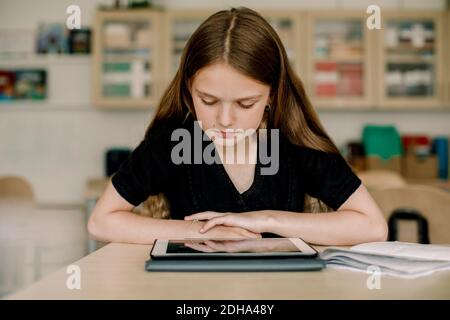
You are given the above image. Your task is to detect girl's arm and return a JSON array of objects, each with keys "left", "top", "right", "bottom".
[
  {"left": 186, "top": 184, "right": 388, "bottom": 246},
  {"left": 266, "top": 184, "right": 388, "bottom": 245},
  {"left": 87, "top": 181, "right": 261, "bottom": 245}
]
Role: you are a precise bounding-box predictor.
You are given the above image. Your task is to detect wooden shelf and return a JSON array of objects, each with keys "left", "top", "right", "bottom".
[
  {"left": 0, "top": 55, "right": 91, "bottom": 66},
  {"left": 385, "top": 57, "right": 435, "bottom": 64},
  {"left": 314, "top": 57, "right": 364, "bottom": 63}
]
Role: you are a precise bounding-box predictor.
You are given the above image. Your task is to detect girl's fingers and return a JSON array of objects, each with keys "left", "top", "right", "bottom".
[
  {"left": 250, "top": 232, "right": 263, "bottom": 238},
  {"left": 205, "top": 240, "right": 240, "bottom": 252},
  {"left": 184, "top": 211, "right": 226, "bottom": 221},
  {"left": 200, "top": 217, "right": 227, "bottom": 233},
  {"left": 184, "top": 242, "right": 215, "bottom": 252},
  {"left": 204, "top": 240, "right": 226, "bottom": 251},
  {"left": 200, "top": 214, "right": 245, "bottom": 233}
]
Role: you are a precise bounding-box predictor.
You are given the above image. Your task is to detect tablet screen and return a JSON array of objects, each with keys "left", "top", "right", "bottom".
[
  {"left": 151, "top": 238, "right": 317, "bottom": 258},
  {"left": 166, "top": 238, "right": 307, "bottom": 255}
]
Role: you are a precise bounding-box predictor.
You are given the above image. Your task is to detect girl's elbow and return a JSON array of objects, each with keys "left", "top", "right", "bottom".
[
  {"left": 371, "top": 218, "right": 388, "bottom": 242},
  {"left": 87, "top": 216, "right": 99, "bottom": 240},
  {"left": 87, "top": 212, "right": 107, "bottom": 242}
]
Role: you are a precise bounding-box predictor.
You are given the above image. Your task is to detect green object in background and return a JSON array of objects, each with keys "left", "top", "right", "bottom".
[
  {"left": 128, "top": 0, "right": 152, "bottom": 8},
  {"left": 103, "top": 84, "right": 130, "bottom": 97},
  {"left": 103, "top": 62, "right": 131, "bottom": 73},
  {"left": 362, "top": 125, "right": 403, "bottom": 161}
]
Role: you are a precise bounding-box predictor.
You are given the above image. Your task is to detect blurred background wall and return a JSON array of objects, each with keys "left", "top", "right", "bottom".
[{"left": 1, "top": 0, "right": 449, "bottom": 206}]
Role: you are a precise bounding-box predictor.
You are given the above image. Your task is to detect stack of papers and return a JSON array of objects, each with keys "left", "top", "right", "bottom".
[{"left": 320, "top": 241, "right": 450, "bottom": 278}]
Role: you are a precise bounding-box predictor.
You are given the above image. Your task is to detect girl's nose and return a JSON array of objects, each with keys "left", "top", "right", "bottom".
[{"left": 217, "top": 104, "right": 234, "bottom": 128}]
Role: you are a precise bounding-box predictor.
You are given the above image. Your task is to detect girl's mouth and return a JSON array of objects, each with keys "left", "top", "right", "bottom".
[{"left": 220, "top": 130, "right": 235, "bottom": 139}]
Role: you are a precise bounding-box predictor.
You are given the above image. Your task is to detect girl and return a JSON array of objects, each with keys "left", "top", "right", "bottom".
[{"left": 88, "top": 7, "right": 387, "bottom": 246}]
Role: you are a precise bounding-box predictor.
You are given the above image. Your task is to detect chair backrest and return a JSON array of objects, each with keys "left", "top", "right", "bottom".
[
  {"left": 0, "top": 176, "right": 35, "bottom": 204},
  {"left": 358, "top": 169, "right": 407, "bottom": 192},
  {"left": 0, "top": 176, "right": 35, "bottom": 296},
  {"left": 370, "top": 185, "right": 450, "bottom": 244}
]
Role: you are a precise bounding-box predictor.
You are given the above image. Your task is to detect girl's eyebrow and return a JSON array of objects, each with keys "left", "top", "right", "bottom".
[{"left": 195, "top": 89, "right": 262, "bottom": 101}]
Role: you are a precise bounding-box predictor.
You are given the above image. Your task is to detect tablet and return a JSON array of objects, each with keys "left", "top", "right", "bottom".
[{"left": 150, "top": 238, "right": 318, "bottom": 259}]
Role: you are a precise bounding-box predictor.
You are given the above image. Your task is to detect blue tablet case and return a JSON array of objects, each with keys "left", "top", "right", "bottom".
[{"left": 145, "top": 257, "right": 325, "bottom": 272}]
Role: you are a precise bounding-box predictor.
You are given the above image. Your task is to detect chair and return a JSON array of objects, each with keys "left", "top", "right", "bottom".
[
  {"left": 0, "top": 176, "right": 35, "bottom": 204},
  {"left": 0, "top": 176, "right": 35, "bottom": 296},
  {"left": 370, "top": 185, "right": 450, "bottom": 244},
  {"left": 358, "top": 169, "right": 407, "bottom": 192}
]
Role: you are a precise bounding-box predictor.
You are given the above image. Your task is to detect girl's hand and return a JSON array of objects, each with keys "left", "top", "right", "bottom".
[
  {"left": 199, "top": 224, "right": 262, "bottom": 239},
  {"left": 184, "top": 210, "right": 272, "bottom": 234},
  {"left": 185, "top": 239, "right": 271, "bottom": 253}
]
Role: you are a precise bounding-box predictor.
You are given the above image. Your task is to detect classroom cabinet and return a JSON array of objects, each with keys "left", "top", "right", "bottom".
[
  {"left": 261, "top": 11, "right": 305, "bottom": 78},
  {"left": 377, "top": 12, "right": 445, "bottom": 108},
  {"left": 445, "top": 10, "right": 450, "bottom": 106},
  {"left": 92, "top": 9, "right": 449, "bottom": 110},
  {"left": 162, "top": 10, "right": 213, "bottom": 86},
  {"left": 93, "top": 9, "right": 163, "bottom": 109},
  {"left": 305, "top": 12, "right": 375, "bottom": 108}
]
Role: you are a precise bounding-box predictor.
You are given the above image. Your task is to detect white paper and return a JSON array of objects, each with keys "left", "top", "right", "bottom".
[{"left": 320, "top": 241, "right": 450, "bottom": 278}]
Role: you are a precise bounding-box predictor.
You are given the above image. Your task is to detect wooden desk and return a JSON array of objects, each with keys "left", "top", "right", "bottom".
[
  {"left": 406, "top": 178, "right": 450, "bottom": 192},
  {"left": 6, "top": 243, "right": 450, "bottom": 299}
]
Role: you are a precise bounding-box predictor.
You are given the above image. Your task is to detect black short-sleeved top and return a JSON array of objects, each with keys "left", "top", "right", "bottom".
[{"left": 112, "top": 116, "right": 361, "bottom": 220}]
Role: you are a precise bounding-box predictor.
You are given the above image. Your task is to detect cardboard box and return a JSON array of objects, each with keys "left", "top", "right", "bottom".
[
  {"left": 365, "top": 155, "right": 402, "bottom": 173},
  {"left": 349, "top": 156, "right": 366, "bottom": 173},
  {"left": 402, "top": 154, "right": 438, "bottom": 179}
]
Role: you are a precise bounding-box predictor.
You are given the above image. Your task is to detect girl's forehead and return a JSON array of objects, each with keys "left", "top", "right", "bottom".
[{"left": 192, "top": 63, "right": 270, "bottom": 98}]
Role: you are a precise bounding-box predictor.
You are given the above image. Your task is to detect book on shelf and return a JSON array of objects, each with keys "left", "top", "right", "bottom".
[
  {"left": 36, "top": 23, "right": 69, "bottom": 54},
  {"left": 68, "top": 28, "right": 91, "bottom": 54},
  {"left": 0, "top": 69, "right": 47, "bottom": 101},
  {"left": 0, "top": 71, "right": 15, "bottom": 100},
  {"left": 315, "top": 62, "right": 337, "bottom": 97}
]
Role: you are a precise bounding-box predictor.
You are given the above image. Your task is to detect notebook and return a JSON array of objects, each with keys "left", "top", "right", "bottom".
[{"left": 320, "top": 241, "right": 450, "bottom": 278}]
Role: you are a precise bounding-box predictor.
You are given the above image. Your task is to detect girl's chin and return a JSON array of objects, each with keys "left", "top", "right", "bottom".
[
  {"left": 213, "top": 137, "right": 238, "bottom": 147},
  {"left": 210, "top": 133, "right": 247, "bottom": 146}
]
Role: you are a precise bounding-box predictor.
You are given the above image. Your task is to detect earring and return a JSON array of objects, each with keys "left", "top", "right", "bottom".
[{"left": 265, "top": 104, "right": 271, "bottom": 112}]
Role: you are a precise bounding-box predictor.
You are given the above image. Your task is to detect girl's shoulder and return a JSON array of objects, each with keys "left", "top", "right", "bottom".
[
  {"left": 282, "top": 134, "right": 344, "bottom": 170},
  {"left": 146, "top": 118, "right": 181, "bottom": 139},
  {"left": 145, "top": 118, "right": 192, "bottom": 146}
]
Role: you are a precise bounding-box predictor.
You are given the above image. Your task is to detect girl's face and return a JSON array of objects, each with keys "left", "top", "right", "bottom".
[{"left": 189, "top": 62, "right": 271, "bottom": 146}]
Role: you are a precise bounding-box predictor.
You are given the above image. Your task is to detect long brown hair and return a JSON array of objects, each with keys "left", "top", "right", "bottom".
[
  {"left": 146, "top": 7, "right": 339, "bottom": 154},
  {"left": 141, "top": 7, "right": 340, "bottom": 217}
]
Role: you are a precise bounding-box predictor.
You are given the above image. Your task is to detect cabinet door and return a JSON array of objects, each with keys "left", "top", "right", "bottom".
[
  {"left": 306, "top": 12, "right": 374, "bottom": 109},
  {"left": 378, "top": 12, "right": 444, "bottom": 108},
  {"left": 262, "top": 11, "right": 303, "bottom": 78},
  {"left": 93, "top": 10, "right": 161, "bottom": 109},
  {"left": 163, "top": 11, "right": 213, "bottom": 85},
  {"left": 446, "top": 10, "right": 450, "bottom": 106}
]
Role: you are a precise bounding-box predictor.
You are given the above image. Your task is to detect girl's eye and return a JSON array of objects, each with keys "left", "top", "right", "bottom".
[
  {"left": 239, "top": 102, "right": 255, "bottom": 109},
  {"left": 201, "top": 99, "right": 216, "bottom": 106}
]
